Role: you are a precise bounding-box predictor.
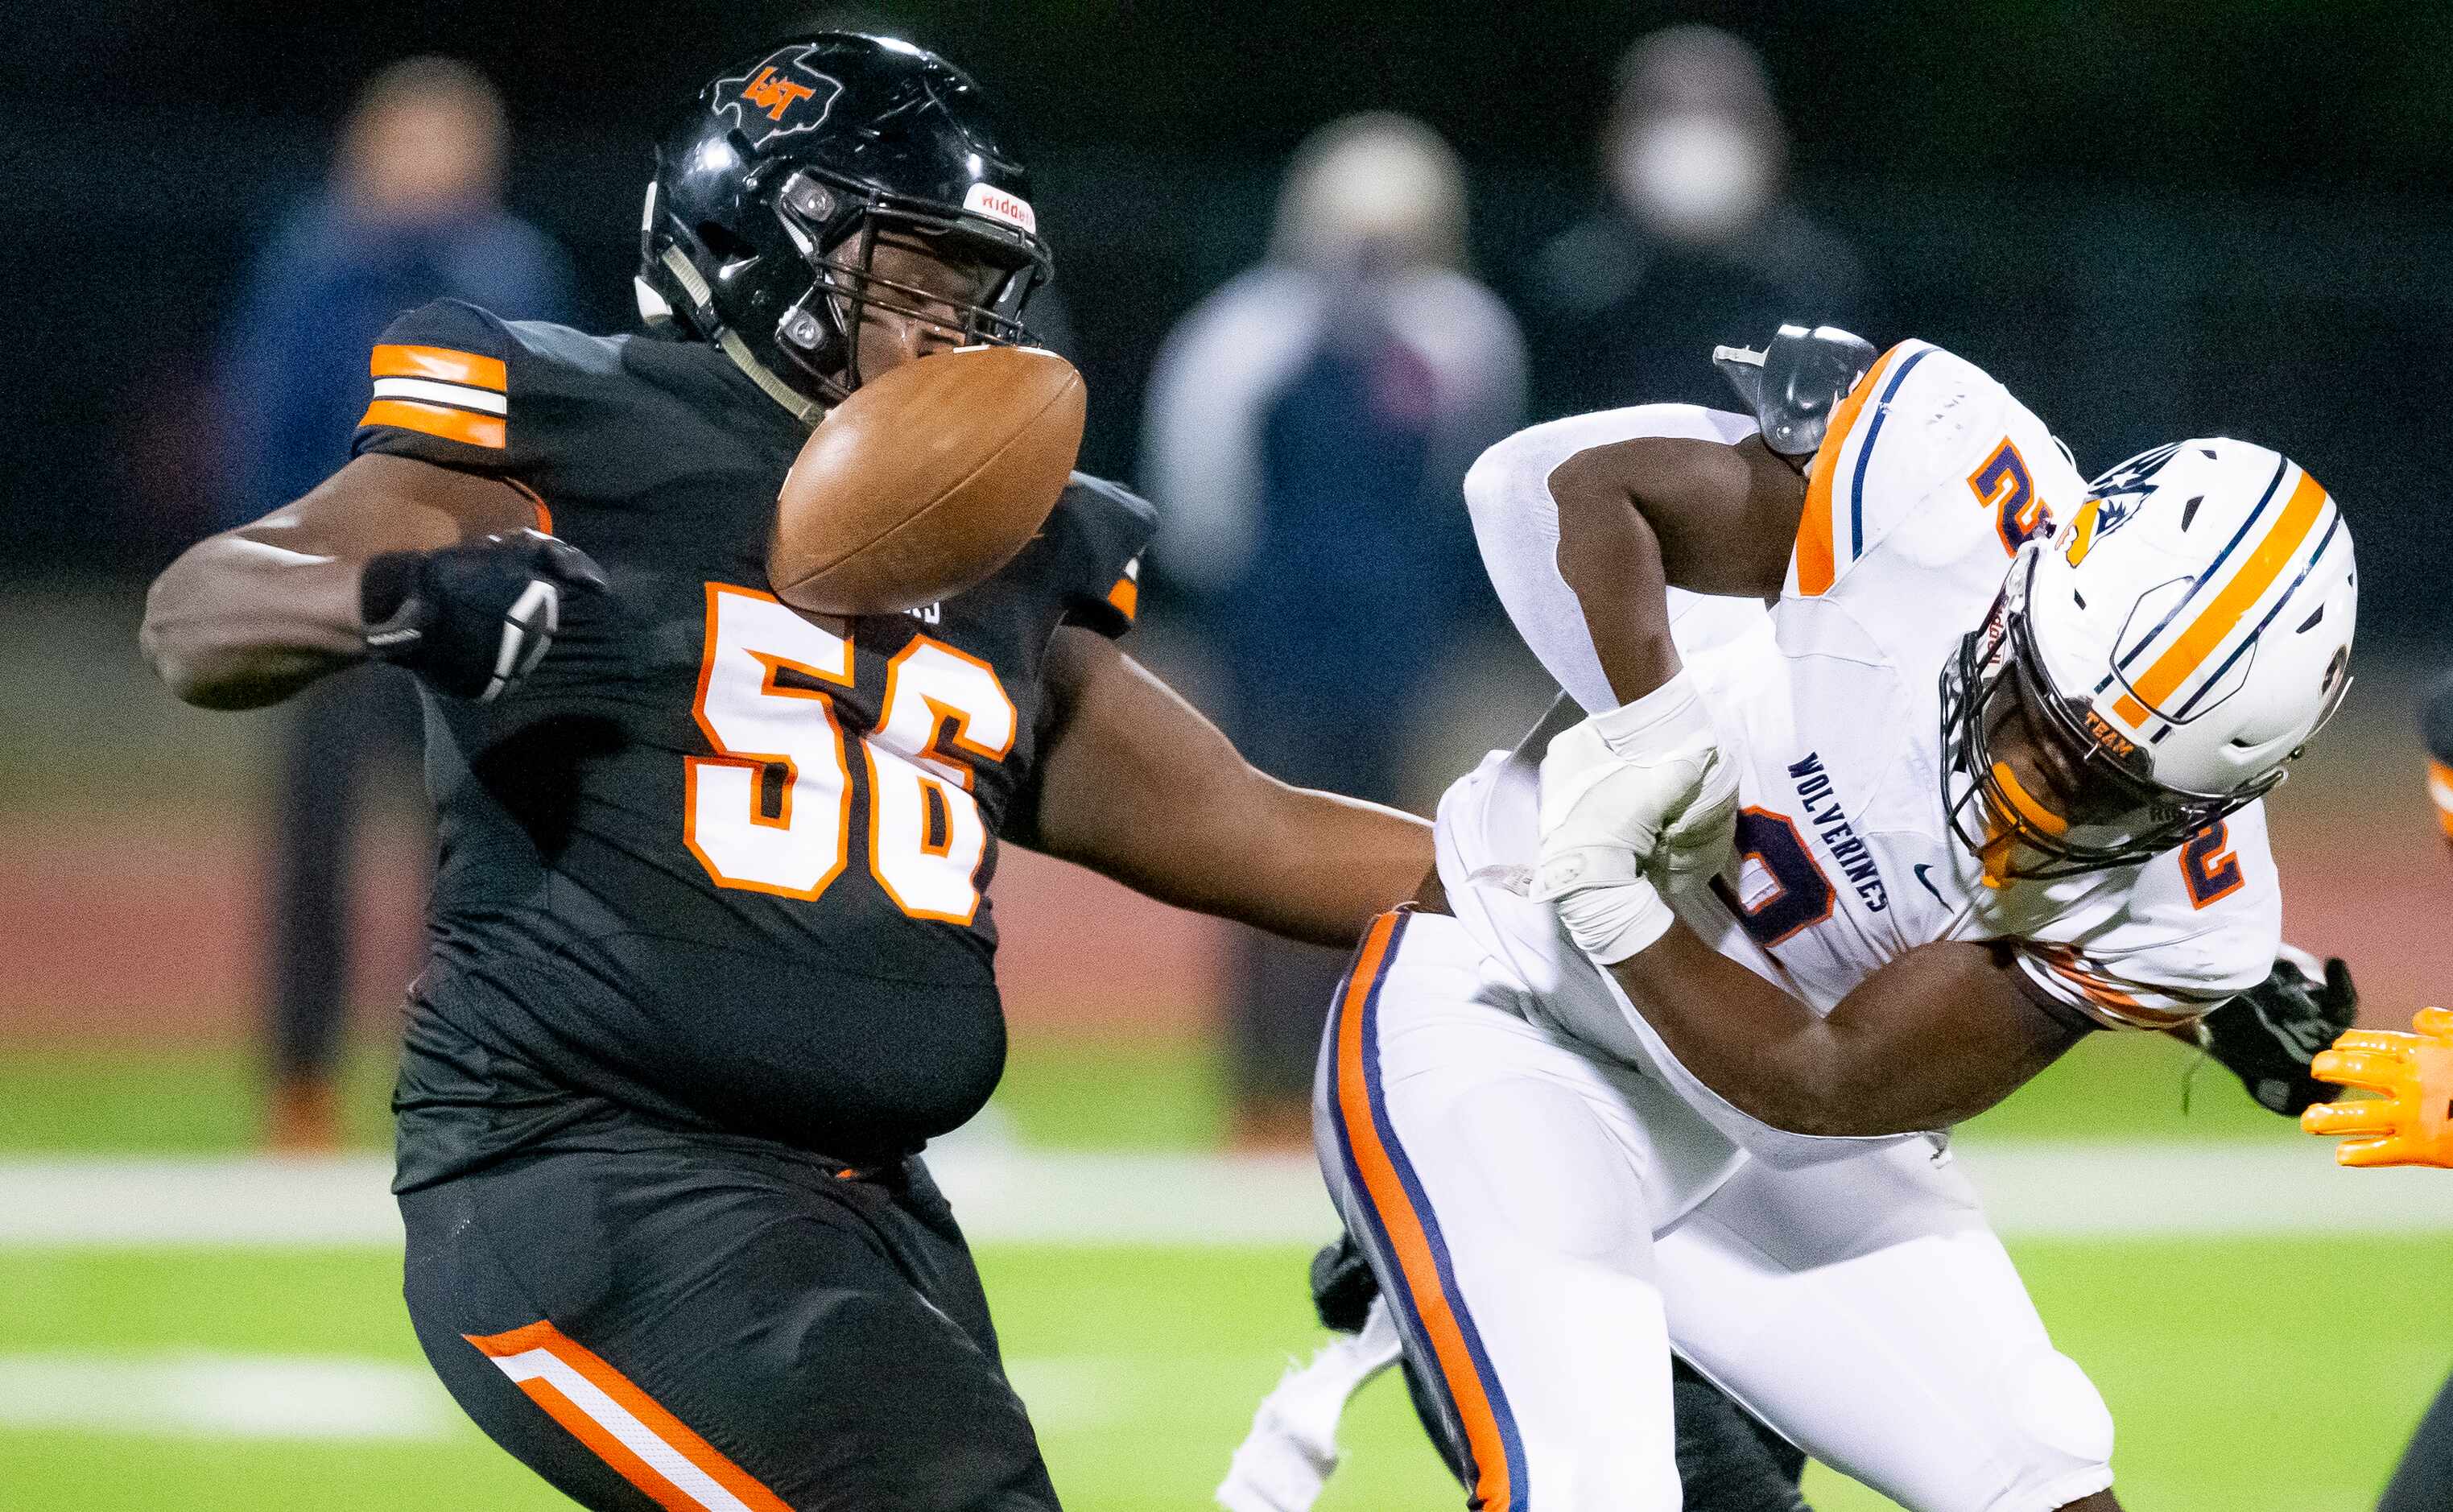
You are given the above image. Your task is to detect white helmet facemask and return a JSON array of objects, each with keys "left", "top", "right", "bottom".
[{"left": 1940, "top": 439, "right": 2356, "bottom": 882}]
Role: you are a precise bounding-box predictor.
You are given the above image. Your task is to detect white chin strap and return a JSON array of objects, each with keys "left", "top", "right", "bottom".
[
  {"left": 715, "top": 329, "right": 826, "bottom": 427},
  {"left": 650, "top": 246, "right": 826, "bottom": 428}
]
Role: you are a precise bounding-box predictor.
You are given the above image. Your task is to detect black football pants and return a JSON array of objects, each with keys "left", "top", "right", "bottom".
[{"left": 401, "top": 1134, "right": 1059, "bottom": 1512}]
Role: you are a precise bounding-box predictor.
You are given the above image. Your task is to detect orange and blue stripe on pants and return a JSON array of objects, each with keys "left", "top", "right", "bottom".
[{"left": 1327, "top": 909, "right": 1528, "bottom": 1510}]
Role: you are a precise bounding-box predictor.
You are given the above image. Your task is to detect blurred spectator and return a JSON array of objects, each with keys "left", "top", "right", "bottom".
[
  {"left": 1521, "top": 25, "right": 1873, "bottom": 419},
  {"left": 1142, "top": 114, "right": 1525, "bottom": 1144},
  {"left": 212, "top": 56, "right": 573, "bottom": 1149}
]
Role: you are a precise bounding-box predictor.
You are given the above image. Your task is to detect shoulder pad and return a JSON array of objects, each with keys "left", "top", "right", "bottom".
[
  {"left": 1059, "top": 471, "right": 1160, "bottom": 538},
  {"left": 353, "top": 303, "right": 642, "bottom": 496},
  {"left": 1713, "top": 324, "right": 1878, "bottom": 457},
  {"left": 1792, "top": 340, "right": 2010, "bottom": 597},
  {"left": 1048, "top": 473, "right": 1158, "bottom": 636}
]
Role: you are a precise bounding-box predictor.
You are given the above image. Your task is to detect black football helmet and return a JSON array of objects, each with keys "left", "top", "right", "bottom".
[{"left": 637, "top": 32, "right": 1054, "bottom": 417}]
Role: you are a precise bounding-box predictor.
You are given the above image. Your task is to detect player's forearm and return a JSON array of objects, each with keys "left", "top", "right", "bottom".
[
  {"left": 145, "top": 456, "right": 532, "bottom": 709},
  {"left": 1604, "top": 926, "right": 1876, "bottom": 1135},
  {"left": 1226, "top": 779, "right": 1431, "bottom": 947},
  {"left": 1045, "top": 775, "right": 1432, "bottom": 937},
  {"left": 142, "top": 531, "right": 373, "bottom": 708},
  {"left": 1062, "top": 767, "right": 1427, "bottom": 948},
  {"left": 1027, "top": 632, "right": 1431, "bottom": 948},
  {"left": 1606, "top": 927, "right": 2067, "bottom": 1136}
]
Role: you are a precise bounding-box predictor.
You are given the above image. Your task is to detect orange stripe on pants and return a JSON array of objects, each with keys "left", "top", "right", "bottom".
[
  {"left": 465, "top": 1320, "right": 792, "bottom": 1512},
  {"left": 1332, "top": 912, "right": 1517, "bottom": 1511}
]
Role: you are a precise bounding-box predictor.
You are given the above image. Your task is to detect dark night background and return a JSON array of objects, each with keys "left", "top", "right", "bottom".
[{"left": 6, "top": 1, "right": 2448, "bottom": 651}]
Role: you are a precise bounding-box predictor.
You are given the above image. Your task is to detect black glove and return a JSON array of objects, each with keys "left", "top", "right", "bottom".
[
  {"left": 1309, "top": 1229, "right": 1379, "bottom": 1335},
  {"left": 2196, "top": 948, "right": 2359, "bottom": 1115},
  {"left": 361, "top": 530, "right": 608, "bottom": 702}
]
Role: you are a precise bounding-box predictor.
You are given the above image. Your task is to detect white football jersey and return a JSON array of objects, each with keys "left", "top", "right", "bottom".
[{"left": 1440, "top": 341, "right": 2282, "bottom": 1153}]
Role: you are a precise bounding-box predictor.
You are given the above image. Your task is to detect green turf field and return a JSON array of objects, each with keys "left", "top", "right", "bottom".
[
  {"left": 2, "top": 1034, "right": 2442, "bottom": 1510},
  {"left": 0, "top": 1238, "right": 2441, "bottom": 1510}
]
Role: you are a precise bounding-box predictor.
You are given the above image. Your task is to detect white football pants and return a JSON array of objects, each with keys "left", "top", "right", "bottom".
[{"left": 1311, "top": 907, "right": 2115, "bottom": 1512}]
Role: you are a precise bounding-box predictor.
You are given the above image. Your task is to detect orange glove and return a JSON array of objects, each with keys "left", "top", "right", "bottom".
[{"left": 2301, "top": 1008, "right": 2453, "bottom": 1167}]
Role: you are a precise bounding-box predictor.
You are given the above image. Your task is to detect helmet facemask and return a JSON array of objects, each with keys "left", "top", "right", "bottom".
[
  {"left": 767, "top": 169, "right": 1050, "bottom": 402},
  {"left": 1939, "top": 545, "right": 2279, "bottom": 884}
]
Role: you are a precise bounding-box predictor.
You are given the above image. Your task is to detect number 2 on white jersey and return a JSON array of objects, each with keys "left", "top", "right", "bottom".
[{"left": 685, "top": 585, "right": 1014, "bottom": 923}]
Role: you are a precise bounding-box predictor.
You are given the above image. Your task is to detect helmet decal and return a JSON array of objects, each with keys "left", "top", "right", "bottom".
[
  {"left": 2087, "top": 441, "right": 2184, "bottom": 508},
  {"left": 2060, "top": 441, "right": 2178, "bottom": 572},
  {"left": 712, "top": 44, "right": 846, "bottom": 147},
  {"left": 2076, "top": 703, "right": 2141, "bottom": 763},
  {"left": 2065, "top": 441, "right": 2178, "bottom": 566},
  {"left": 2062, "top": 498, "right": 2103, "bottom": 565}
]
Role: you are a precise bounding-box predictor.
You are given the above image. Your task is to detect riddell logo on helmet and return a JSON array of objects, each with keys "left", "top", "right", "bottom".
[{"left": 963, "top": 183, "right": 1037, "bottom": 234}]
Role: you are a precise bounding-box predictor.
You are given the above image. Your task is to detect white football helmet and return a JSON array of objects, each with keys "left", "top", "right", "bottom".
[{"left": 1942, "top": 438, "right": 2356, "bottom": 877}]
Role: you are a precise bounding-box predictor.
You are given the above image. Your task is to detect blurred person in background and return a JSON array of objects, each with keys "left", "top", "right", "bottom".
[
  {"left": 1522, "top": 25, "right": 1870, "bottom": 419},
  {"left": 1142, "top": 113, "right": 1526, "bottom": 1144},
  {"left": 213, "top": 56, "right": 573, "bottom": 1148}
]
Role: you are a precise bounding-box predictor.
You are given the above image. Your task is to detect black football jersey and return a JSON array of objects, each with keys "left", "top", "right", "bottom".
[{"left": 357, "top": 300, "right": 1152, "bottom": 1184}]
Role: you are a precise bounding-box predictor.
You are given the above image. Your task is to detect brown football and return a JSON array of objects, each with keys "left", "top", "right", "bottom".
[{"left": 768, "top": 345, "right": 1086, "bottom": 617}]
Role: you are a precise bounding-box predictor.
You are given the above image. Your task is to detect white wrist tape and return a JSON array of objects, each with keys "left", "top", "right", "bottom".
[
  {"left": 1548, "top": 862, "right": 1679, "bottom": 965},
  {"left": 1587, "top": 669, "right": 1721, "bottom": 761},
  {"left": 1533, "top": 669, "right": 1737, "bottom": 964}
]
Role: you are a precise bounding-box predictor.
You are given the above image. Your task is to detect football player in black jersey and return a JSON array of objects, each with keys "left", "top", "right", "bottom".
[{"left": 143, "top": 34, "right": 1437, "bottom": 1512}]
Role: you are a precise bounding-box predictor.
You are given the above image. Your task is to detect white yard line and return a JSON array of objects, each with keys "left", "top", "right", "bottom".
[
  {"left": 0, "top": 1142, "right": 2447, "bottom": 1249},
  {"left": 0, "top": 1352, "right": 460, "bottom": 1440},
  {"left": 1951, "top": 1142, "right": 2453, "bottom": 1238}
]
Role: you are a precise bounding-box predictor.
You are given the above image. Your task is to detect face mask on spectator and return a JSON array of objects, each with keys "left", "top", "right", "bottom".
[{"left": 1612, "top": 110, "right": 1774, "bottom": 246}]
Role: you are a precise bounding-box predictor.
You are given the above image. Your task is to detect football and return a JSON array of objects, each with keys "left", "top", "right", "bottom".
[{"left": 768, "top": 345, "right": 1087, "bottom": 617}]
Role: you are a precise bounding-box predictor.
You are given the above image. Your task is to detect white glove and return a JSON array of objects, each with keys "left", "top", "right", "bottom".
[{"left": 1533, "top": 671, "right": 1739, "bottom": 964}]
